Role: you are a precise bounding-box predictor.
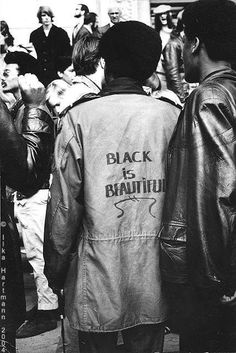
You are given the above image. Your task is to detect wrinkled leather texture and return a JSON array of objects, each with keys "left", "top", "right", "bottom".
[
  {"left": 0, "top": 99, "right": 54, "bottom": 196},
  {"left": 44, "top": 78, "right": 180, "bottom": 331},
  {"left": 163, "top": 31, "right": 188, "bottom": 103},
  {"left": 0, "top": 98, "right": 54, "bottom": 331},
  {"left": 160, "top": 69, "right": 236, "bottom": 295}
]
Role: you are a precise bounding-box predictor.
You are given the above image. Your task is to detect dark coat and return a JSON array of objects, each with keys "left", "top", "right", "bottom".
[
  {"left": 97, "top": 23, "right": 110, "bottom": 37},
  {"left": 72, "top": 25, "right": 91, "bottom": 45},
  {"left": 30, "top": 25, "right": 71, "bottom": 87},
  {"left": 162, "top": 30, "right": 188, "bottom": 103},
  {"left": 0, "top": 99, "right": 54, "bottom": 332},
  {"left": 160, "top": 69, "right": 236, "bottom": 295}
]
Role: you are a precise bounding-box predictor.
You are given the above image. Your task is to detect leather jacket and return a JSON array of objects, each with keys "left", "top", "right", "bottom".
[
  {"left": 0, "top": 98, "right": 54, "bottom": 331},
  {"left": 159, "top": 69, "right": 236, "bottom": 295},
  {"left": 44, "top": 77, "right": 180, "bottom": 331},
  {"left": 162, "top": 30, "right": 188, "bottom": 103},
  {"left": 0, "top": 99, "right": 54, "bottom": 197}
]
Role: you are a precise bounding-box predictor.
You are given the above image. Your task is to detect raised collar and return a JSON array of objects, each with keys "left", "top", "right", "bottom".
[
  {"left": 100, "top": 77, "right": 147, "bottom": 97},
  {"left": 203, "top": 68, "right": 235, "bottom": 82}
]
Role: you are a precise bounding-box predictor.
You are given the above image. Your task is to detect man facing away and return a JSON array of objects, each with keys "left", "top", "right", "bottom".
[
  {"left": 44, "top": 21, "right": 180, "bottom": 353},
  {"left": 160, "top": 0, "right": 236, "bottom": 352},
  {"left": 73, "top": 12, "right": 99, "bottom": 44}
]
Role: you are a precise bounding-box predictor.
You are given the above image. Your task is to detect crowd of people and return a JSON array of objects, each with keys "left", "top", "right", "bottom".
[{"left": 0, "top": 0, "right": 236, "bottom": 352}]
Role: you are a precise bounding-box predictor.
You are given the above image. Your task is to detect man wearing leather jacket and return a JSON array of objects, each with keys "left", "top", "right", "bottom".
[
  {"left": 0, "top": 74, "right": 54, "bottom": 352},
  {"left": 162, "top": 11, "right": 188, "bottom": 104},
  {"left": 1, "top": 51, "right": 58, "bottom": 339},
  {"left": 160, "top": 0, "right": 236, "bottom": 351}
]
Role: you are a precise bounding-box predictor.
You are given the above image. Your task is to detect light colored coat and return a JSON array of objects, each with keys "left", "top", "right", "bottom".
[{"left": 44, "top": 78, "right": 179, "bottom": 332}]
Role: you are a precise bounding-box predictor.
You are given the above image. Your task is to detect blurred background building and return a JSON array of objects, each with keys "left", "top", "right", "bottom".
[{"left": 1, "top": 0, "right": 193, "bottom": 46}]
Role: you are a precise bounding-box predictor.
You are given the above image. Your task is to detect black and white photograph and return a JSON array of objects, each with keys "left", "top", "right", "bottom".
[{"left": 0, "top": 0, "right": 236, "bottom": 352}]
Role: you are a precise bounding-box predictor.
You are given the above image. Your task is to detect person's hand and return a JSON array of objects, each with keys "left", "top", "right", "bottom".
[
  {"left": 221, "top": 290, "right": 236, "bottom": 304},
  {"left": 19, "top": 73, "right": 45, "bottom": 108}
]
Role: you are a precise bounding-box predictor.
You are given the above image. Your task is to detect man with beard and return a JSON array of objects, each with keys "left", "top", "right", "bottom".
[{"left": 72, "top": 3, "right": 89, "bottom": 46}]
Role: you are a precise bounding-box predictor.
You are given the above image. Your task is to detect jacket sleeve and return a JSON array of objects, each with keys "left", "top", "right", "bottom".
[
  {"left": 160, "top": 84, "right": 236, "bottom": 292},
  {"left": 188, "top": 88, "right": 236, "bottom": 293},
  {"left": 44, "top": 113, "right": 84, "bottom": 290},
  {"left": 0, "top": 99, "right": 54, "bottom": 196},
  {"left": 163, "top": 40, "right": 185, "bottom": 103}
]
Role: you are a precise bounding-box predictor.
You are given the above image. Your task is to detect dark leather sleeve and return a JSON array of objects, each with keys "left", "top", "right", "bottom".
[
  {"left": 0, "top": 99, "right": 54, "bottom": 196},
  {"left": 163, "top": 39, "right": 186, "bottom": 103},
  {"left": 160, "top": 83, "right": 236, "bottom": 293}
]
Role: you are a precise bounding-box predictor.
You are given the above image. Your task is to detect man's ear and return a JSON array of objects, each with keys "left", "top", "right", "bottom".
[
  {"left": 99, "top": 58, "right": 105, "bottom": 69},
  {"left": 57, "top": 71, "right": 63, "bottom": 78},
  {"left": 192, "top": 37, "right": 200, "bottom": 54}
]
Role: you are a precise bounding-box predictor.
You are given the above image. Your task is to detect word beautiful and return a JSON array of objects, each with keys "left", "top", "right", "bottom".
[{"left": 105, "top": 151, "right": 166, "bottom": 198}]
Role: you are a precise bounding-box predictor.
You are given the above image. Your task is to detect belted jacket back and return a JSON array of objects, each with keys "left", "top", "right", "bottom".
[{"left": 44, "top": 78, "right": 179, "bottom": 331}]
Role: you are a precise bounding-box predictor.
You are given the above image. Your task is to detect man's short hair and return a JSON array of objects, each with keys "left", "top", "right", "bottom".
[
  {"left": 0, "top": 20, "right": 14, "bottom": 47},
  {"left": 4, "top": 51, "right": 43, "bottom": 80},
  {"left": 84, "top": 12, "right": 97, "bottom": 26},
  {"left": 108, "top": 7, "right": 121, "bottom": 15},
  {"left": 183, "top": 0, "right": 236, "bottom": 61},
  {"left": 37, "top": 6, "right": 54, "bottom": 23},
  {"left": 72, "top": 36, "right": 100, "bottom": 76},
  {"left": 99, "top": 21, "right": 162, "bottom": 82}
]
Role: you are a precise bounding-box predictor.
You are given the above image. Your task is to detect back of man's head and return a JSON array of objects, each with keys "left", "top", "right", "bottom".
[
  {"left": 99, "top": 21, "right": 162, "bottom": 82},
  {"left": 72, "top": 36, "right": 100, "bottom": 75},
  {"left": 84, "top": 12, "right": 97, "bottom": 26},
  {"left": 5, "top": 51, "right": 43, "bottom": 80},
  {"left": 183, "top": 0, "right": 236, "bottom": 62}
]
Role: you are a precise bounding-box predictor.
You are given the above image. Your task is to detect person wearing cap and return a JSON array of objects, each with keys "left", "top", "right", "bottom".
[
  {"left": 44, "top": 20, "right": 179, "bottom": 352},
  {"left": 29, "top": 6, "right": 71, "bottom": 87},
  {"left": 154, "top": 4, "right": 174, "bottom": 91},
  {"left": 160, "top": 0, "right": 236, "bottom": 351}
]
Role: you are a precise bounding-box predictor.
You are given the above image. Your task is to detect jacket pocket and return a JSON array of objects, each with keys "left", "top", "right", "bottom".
[{"left": 159, "top": 223, "right": 188, "bottom": 283}]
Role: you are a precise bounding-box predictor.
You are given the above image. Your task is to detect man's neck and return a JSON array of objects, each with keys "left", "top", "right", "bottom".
[
  {"left": 86, "top": 71, "right": 102, "bottom": 90},
  {"left": 75, "top": 17, "right": 84, "bottom": 27},
  {"left": 13, "top": 89, "right": 21, "bottom": 101},
  {"left": 43, "top": 23, "right": 52, "bottom": 31}
]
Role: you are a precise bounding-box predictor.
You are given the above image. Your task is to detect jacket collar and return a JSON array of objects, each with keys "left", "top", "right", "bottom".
[
  {"left": 100, "top": 77, "right": 147, "bottom": 97},
  {"left": 203, "top": 68, "right": 236, "bottom": 82}
]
